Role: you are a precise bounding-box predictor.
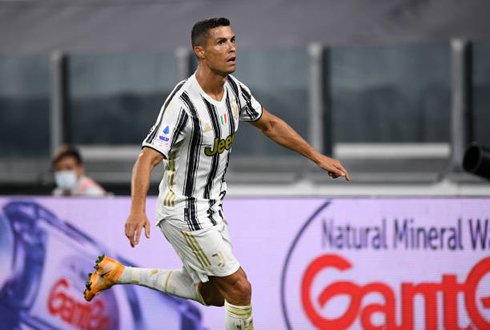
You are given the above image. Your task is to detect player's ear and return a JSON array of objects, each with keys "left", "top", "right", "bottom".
[{"left": 194, "top": 45, "right": 205, "bottom": 60}]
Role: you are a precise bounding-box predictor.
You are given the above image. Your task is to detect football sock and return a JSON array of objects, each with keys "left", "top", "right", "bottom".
[
  {"left": 224, "top": 300, "right": 253, "bottom": 330},
  {"left": 117, "top": 267, "right": 206, "bottom": 305}
]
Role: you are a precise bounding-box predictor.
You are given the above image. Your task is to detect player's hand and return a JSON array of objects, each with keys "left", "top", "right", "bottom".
[
  {"left": 314, "top": 154, "right": 351, "bottom": 181},
  {"left": 124, "top": 211, "right": 151, "bottom": 248}
]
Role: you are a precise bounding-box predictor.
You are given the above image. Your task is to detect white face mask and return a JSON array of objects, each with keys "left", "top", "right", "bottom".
[{"left": 54, "top": 170, "right": 78, "bottom": 190}]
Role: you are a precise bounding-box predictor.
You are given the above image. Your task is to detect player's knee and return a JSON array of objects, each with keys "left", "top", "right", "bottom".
[
  {"left": 241, "top": 279, "right": 252, "bottom": 297},
  {"left": 232, "top": 278, "right": 252, "bottom": 303}
]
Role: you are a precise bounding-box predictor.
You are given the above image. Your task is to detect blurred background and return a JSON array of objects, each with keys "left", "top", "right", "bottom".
[
  {"left": 1, "top": 2, "right": 490, "bottom": 329},
  {"left": 1, "top": 0, "right": 489, "bottom": 196}
]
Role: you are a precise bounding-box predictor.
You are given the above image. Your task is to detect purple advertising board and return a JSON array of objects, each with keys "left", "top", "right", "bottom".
[{"left": 0, "top": 197, "right": 489, "bottom": 329}]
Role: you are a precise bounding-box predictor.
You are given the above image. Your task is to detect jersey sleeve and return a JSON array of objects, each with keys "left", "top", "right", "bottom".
[
  {"left": 142, "top": 101, "right": 189, "bottom": 159},
  {"left": 238, "top": 83, "right": 263, "bottom": 122}
]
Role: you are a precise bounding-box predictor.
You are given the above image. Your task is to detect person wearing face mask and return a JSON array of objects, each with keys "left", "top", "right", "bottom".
[{"left": 52, "top": 146, "right": 107, "bottom": 197}]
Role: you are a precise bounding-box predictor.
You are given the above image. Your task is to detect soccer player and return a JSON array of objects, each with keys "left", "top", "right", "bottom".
[{"left": 84, "top": 17, "right": 350, "bottom": 329}]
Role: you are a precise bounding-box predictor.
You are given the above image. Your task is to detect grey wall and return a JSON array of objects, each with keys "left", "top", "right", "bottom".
[
  {"left": 1, "top": 0, "right": 489, "bottom": 193},
  {"left": 1, "top": 0, "right": 490, "bottom": 55}
]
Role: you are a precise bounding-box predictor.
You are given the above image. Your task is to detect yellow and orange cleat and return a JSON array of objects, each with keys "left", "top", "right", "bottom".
[{"left": 84, "top": 255, "right": 125, "bottom": 302}]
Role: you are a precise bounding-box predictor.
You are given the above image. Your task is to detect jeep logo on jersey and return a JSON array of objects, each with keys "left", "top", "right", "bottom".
[{"left": 205, "top": 133, "right": 236, "bottom": 156}]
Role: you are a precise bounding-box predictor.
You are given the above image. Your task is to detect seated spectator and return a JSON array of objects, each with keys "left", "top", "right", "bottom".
[{"left": 52, "top": 146, "right": 107, "bottom": 197}]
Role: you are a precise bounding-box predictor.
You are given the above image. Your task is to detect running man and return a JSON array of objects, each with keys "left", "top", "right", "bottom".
[{"left": 84, "top": 17, "right": 350, "bottom": 329}]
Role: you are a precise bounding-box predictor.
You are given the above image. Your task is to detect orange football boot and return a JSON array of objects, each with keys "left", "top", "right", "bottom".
[{"left": 84, "top": 255, "right": 125, "bottom": 302}]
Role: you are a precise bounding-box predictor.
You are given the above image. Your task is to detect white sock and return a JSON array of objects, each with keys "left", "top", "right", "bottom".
[
  {"left": 117, "top": 267, "right": 206, "bottom": 305},
  {"left": 225, "top": 300, "right": 253, "bottom": 330}
]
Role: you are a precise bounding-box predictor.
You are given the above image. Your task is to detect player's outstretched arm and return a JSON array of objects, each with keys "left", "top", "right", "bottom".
[
  {"left": 249, "top": 108, "right": 350, "bottom": 181},
  {"left": 125, "top": 147, "right": 165, "bottom": 247}
]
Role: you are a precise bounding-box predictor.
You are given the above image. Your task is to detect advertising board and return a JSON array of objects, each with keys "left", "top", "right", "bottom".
[{"left": 0, "top": 197, "right": 488, "bottom": 329}]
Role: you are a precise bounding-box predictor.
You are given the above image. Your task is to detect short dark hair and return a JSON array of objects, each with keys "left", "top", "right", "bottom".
[
  {"left": 52, "top": 145, "right": 83, "bottom": 166},
  {"left": 191, "top": 17, "right": 230, "bottom": 48}
]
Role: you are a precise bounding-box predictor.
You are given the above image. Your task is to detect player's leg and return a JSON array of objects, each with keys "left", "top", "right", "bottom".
[
  {"left": 162, "top": 218, "right": 254, "bottom": 329},
  {"left": 84, "top": 220, "right": 212, "bottom": 305},
  {"left": 118, "top": 265, "right": 207, "bottom": 304},
  {"left": 209, "top": 267, "right": 253, "bottom": 330},
  {"left": 118, "top": 267, "right": 226, "bottom": 307},
  {"left": 209, "top": 267, "right": 250, "bottom": 305},
  {"left": 198, "top": 281, "right": 225, "bottom": 306},
  {"left": 118, "top": 265, "right": 227, "bottom": 307},
  {"left": 83, "top": 255, "right": 208, "bottom": 305},
  {"left": 84, "top": 220, "right": 230, "bottom": 305}
]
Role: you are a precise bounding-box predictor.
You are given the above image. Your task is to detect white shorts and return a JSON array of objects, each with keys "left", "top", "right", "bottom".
[{"left": 158, "top": 219, "right": 240, "bottom": 284}]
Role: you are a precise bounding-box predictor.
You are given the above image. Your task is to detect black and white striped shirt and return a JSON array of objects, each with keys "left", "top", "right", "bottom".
[{"left": 142, "top": 73, "right": 262, "bottom": 231}]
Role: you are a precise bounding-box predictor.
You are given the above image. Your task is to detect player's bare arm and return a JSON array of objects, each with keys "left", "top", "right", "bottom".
[
  {"left": 250, "top": 108, "right": 351, "bottom": 181},
  {"left": 125, "top": 147, "right": 164, "bottom": 247}
]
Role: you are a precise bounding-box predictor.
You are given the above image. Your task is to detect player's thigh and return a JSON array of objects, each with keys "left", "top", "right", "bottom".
[{"left": 159, "top": 220, "right": 240, "bottom": 281}]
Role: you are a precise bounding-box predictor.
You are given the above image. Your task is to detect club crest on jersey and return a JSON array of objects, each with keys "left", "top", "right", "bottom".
[{"left": 205, "top": 133, "right": 236, "bottom": 156}]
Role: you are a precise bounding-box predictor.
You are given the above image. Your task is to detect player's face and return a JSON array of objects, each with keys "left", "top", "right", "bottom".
[{"left": 203, "top": 26, "right": 236, "bottom": 75}]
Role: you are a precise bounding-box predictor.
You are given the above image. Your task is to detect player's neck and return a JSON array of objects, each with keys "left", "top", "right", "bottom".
[{"left": 195, "top": 66, "right": 227, "bottom": 102}]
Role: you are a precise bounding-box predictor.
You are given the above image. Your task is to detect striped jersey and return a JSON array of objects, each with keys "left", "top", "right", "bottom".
[{"left": 142, "top": 73, "right": 262, "bottom": 231}]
